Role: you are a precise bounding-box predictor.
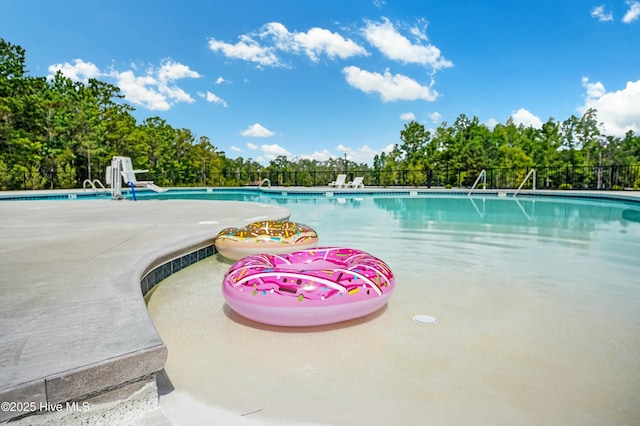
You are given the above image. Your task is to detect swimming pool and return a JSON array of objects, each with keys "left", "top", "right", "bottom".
[{"left": 147, "top": 192, "right": 640, "bottom": 425}]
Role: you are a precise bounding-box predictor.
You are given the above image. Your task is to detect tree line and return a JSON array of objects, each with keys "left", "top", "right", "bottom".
[{"left": 1, "top": 38, "right": 639, "bottom": 191}]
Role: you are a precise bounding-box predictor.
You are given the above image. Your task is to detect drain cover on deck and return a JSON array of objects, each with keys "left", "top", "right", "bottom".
[{"left": 413, "top": 315, "right": 439, "bottom": 324}]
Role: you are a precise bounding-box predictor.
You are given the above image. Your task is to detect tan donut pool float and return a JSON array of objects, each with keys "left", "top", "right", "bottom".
[{"left": 215, "top": 220, "right": 319, "bottom": 260}]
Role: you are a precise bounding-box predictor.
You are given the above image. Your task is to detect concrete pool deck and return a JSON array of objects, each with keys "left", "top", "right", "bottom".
[
  {"left": 1, "top": 187, "right": 639, "bottom": 425},
  {"left": 0, "top": 191, "right": 290, "bottom": 424}
]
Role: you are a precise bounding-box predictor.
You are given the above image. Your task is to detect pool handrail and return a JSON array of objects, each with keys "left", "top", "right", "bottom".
[
  {"left": 513, "top": 169, "right": 536, "bottom": 198},
  {"left": 468, "top": 169, "right": 487, "bottom": 196},
  {"left": 82, "top": 179, "right": 106, "bottom": 191}
]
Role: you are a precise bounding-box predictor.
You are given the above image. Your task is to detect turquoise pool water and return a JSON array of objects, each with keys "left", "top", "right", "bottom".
[
  {"left": 144, "top": 191, "right": 640, "bottom": 297},
  {"left": 147, "top": 191, "right": 640, "bottom": 424}
]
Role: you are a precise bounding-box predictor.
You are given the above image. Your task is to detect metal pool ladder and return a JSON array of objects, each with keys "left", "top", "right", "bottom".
[
  {"left": 467, "top": 169, "right": 486, "bottom": 196},
  {"left": 513, "top": 169, "right": 536, "bottom": 198},
  {"left": 82, "top": 179, "right": 106, "bottom": 191},
  {"left": 258, "top": 178, "right": 271, "bottom": 188}
]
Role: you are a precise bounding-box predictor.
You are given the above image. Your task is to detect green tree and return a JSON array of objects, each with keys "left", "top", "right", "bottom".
[
  {"left": 2, "top": 37, "right": 639, "bottom": 191},
  {"left": 189, "top": 136, "right": 224, "bottom": 186},
  {"left": 56, "top": 163, "right": 76, "bottom": 189},
  {"left": 399, "top": 120, "right": 431, "bottom": 186}
]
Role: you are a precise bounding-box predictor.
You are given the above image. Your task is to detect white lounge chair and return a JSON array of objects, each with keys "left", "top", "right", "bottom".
[
  {"left": 112, "top": 156, "right": 167, "bottom": 193},
  {"left": 347, "top": 176, "right": 365, "bottom": 188},
  {"left": 329, "top": 174, "right": 347, "bottom": 188}
]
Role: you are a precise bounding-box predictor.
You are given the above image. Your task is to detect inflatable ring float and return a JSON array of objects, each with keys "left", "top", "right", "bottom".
[
  {"left": 222, "top": 247, "right": 395, "bottom": 326},
  {"left": 215, "top": 220, "right": 319, "bottom": 261}
]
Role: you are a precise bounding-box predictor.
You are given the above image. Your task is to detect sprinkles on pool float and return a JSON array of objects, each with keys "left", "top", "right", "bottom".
[
  {"left": 222, "top": 246, "right": 395, "bottom": 327},
  {"left": 215, "top": 220, "right": 318, "bottom": 260}
]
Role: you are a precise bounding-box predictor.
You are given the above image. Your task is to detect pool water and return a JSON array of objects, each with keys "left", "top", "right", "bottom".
[{"left": 147, "top": 194, "right": 640, "bottom": 425}]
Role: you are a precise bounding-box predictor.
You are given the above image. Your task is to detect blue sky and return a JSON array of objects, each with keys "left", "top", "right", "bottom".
[{"left": 2, "top": 0, "right": 639, "bottom": 165}]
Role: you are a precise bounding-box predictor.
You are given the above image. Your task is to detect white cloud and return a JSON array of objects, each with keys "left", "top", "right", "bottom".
[
  {"left": 299, "top": 149, "right": 335, "bottom": 162},
  {"left": 209, "top": 22, "right": 367, "bottom": 66},
  {"left": 215, "top": 76, "right": 226, "bottom": 84},
  {"left": 580, "top": 77, "right": 640, "bottom": 136},
  {"left": 154, "top": 60, "right": 200, "bottom": 104},
  {"left": 107, "top": 60, "right": 200, "bottom": 110},
  {"left": 362, "top": 18, "right": 453, "bottom": 69},
  {"left": 260, "top": 22, "right": 368, "bottom": 62},
  {"left": 296, "top": 144, "right": 393, "bottom": 165},
  {"left": 622, "top": 1, "right": 640, "bottom": 23},
  {"left": 591, "top": 5, "right": 614, "bottom": 22},
  {"left": 400, "top": 112, "right": 416, "bottom": 120},
  {"left": 373, "top": 0, "right": 385, "bottom": 8},
  {"left": 298, "top": 143, "right": 395, "bottom": 165},
  {"left": 336, "top": 144, "right": 350, "bottom": 153},
  {"left": 343, "top": 66, "right": 438, "bottom": 102},
  {"left": 293, "top": 27, "right": 368, "bottom": 62},
  {"left": 110, "top": 70, "right": 170, "bottom": 110},
  {"left": 247, "top": 142, "right": 258, "bottom": 150},
  {"left": 257, "top": 22, "right": 293, "bottom": 52},
  {"left": 511, "top": 108, "right": 543, "bottom": 129},
  {"left": 381, "top": 143, "right": 394, "bottom": 154},
  {"left": 208, "top": 35, "right": 281, "bottom": 67},
  {"left": 198, "top": 91, "right": 228, "bottom": 107},
  {"left": 48, "top": 58, "right": 202, "bottom": 111},
  {"left": 260, "top": 143, "right": 292, "bottom": 160},
  {"left": 159, "top": 84, "right": 194, "bottom": 104},
  {"left": 47, "top": 59, "right": 101, "bottom": 82},
  {"left": 230, "top": 146, "right": 243, "bottom": 152},
  {"left": 410, "top": 19, "right": 430, "bottom": 42},
  {"left": 429, "top": 112, "right": 442, "bottom": 123},
  {"left": 262, "top": 144, "right": 290, "bottom": 156},
  {"left": 333, "top": 144, "right": 390, "bottom": 164},
  {"left": 157, "top": 60, "right": 200, "bottom": 81},
  {"left": 241, "top": 123, "right": 276, "bottom": 137},
  {"left": 582, "top": 77, "right": 607, "bottom": 99},
  {"left": 487, "top": 118, "right": 499, "bottom": 129}
]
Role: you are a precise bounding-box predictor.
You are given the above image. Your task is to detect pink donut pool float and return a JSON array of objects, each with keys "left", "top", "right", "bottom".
[{"left": 222, "top": 247, "right": 395, "bottom": 327}]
